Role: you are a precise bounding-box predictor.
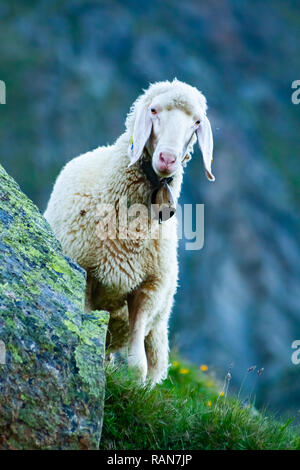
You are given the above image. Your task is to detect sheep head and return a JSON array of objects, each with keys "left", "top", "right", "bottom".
[{"left": 127, "top": 79, "right": 215, "bottom": 182}]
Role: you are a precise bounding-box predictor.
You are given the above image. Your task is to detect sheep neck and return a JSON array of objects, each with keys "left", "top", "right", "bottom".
[{"left": 140, "top": 149, "right": 176, "bottom": 224}]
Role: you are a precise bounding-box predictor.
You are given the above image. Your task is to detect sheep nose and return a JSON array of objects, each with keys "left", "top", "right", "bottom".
[{"left": 159, "top": 152, "right": 177, "bottom": 166}]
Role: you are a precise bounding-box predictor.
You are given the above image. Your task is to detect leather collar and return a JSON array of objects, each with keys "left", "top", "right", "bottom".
[{"left": 139, "top": 148, "right": 175, "bottom": 224}]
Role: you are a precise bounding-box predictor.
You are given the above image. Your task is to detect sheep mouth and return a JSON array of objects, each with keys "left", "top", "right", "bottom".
[{"left": 153, "top": 166, "right": 177, "bottom": 178}]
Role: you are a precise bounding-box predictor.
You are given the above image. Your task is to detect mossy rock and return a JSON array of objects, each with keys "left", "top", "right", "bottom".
[{"left": 0, "top": 164, "right": 109, "bottom": 449}]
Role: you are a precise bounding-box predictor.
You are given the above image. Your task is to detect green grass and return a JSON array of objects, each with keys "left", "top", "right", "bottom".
[{"left": 101, "top": 358, "right": 300, "bottom": 450}]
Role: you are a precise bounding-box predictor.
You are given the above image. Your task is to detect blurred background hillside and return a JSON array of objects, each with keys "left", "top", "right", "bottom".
[{"left": 0, "top": 0, "right": 299, "bottom": 419}]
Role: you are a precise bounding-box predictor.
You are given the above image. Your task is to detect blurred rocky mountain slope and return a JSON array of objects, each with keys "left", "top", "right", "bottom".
[{"left": 0, "top": 0, "right": 299, "bottom": 417}]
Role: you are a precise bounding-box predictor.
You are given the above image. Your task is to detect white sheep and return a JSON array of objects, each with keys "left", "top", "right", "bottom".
[{"left": 44, "top": 79, "right": 215, "bottom": 385}]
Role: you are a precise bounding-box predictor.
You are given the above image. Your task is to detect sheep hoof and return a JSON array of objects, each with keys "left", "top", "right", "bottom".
[{"left": 128, "top": 355, "right": 147, "bottom": 385}]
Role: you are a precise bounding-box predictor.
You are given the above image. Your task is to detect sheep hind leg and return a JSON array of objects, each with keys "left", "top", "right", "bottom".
[
  {"left": 84, "top": 275, "right": 95, "bottom": 313},
  {"left": 106, "top": 304, "right": 129, "bottom": 352}
]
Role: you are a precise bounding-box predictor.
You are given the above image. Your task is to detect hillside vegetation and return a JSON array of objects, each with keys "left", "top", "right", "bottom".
[
  {"left": 101, "top": 358, "right": 300, "bottom": 450},
  {"left": 1, "top": 0, "right": 300, "bottom": 417}
]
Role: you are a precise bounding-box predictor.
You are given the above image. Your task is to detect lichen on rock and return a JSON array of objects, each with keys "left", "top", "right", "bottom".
[{"left": 0, "top": 164, "right": 109, "bottom": 449}]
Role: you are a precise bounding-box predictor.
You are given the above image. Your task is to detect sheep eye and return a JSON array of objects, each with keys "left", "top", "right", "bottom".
[
  {"left": 195, "top": 120, "right": 201, "bottom": 125},
  {"left": 151, "top": 108, "right": 157, "bottom": 115}
]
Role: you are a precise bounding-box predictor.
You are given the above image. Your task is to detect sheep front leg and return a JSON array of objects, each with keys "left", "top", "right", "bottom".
[
  {"left": 127, "top": 281, "right": 159, "bottom": 383},
  {"left": 145, "top": 286, "right": 175, "bottom": 385},
  {"left": 145, "top": 317, "right": 169, "bottom": 385}
]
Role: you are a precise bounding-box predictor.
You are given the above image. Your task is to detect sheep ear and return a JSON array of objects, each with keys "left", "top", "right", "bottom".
[
  {"left": 196, "top": 115, "right": 215, "bottom": 181},
  {"left": 128, "top": 103, "right": 152, "bottom": 166}
]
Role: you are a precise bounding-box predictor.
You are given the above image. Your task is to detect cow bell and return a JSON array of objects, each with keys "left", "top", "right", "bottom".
[{"left": 149, "top": 181, "right": 176, "bottom": 224}]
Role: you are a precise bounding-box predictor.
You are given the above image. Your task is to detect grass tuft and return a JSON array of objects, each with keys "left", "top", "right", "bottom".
[{"left": 101, "top": 358, "right": 300, "bottom": 450}]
